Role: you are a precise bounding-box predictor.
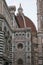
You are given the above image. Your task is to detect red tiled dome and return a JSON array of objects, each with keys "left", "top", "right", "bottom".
[{"left": 16, "top": 15, "right": 37, "bottom": 33}]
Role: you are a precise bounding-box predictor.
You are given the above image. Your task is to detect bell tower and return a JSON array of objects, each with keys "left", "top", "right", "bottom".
[
  {"left": 37, "top": 0, "right": 43, "bottom": 65},
  {"left": 37, "top": 0, "right": 43, "bottom": 31}
]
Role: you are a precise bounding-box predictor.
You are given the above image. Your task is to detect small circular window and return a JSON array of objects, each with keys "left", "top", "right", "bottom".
[{"left": 17, "top": 43, "right": 23, "bottom": 49}]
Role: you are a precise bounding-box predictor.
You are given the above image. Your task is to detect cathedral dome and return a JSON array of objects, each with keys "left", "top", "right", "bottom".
[
  {"left": 16, "top": 15, "right": 37, "bottom": 33},
  {"left": 16, "top": 4, "right": 37, "bottom": 33}
]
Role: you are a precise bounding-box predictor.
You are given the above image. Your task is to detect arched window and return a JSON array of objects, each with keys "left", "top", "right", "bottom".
[
  {"left": 28, "top": 56, "right": 30, "bottom": 58},
  {"left": 0, "top": 20, "right": 2, "bottom": 31},
  {"left": 27, "top": 33, "right": 29, "bottom": 37},
  {"left": 17, "top": 59, "right": 23, "bottom": 65},
  {"left": 17, "top": 43, "right": 23, "bottom": 49},
  {"left": 4, "top": 62, "right": 9, "bottom": 65},
  {"left": 4, "top": 26, "right": 6, "bottom": 31}
]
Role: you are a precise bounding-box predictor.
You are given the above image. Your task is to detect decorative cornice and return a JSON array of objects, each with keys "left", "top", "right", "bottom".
[{"left": 0, "top": 14, "right": 13, "bottom": 32}]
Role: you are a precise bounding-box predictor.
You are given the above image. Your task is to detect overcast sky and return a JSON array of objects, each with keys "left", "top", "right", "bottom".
[{"left": 6, "top": 0, "right": 37, "bottom": 29}]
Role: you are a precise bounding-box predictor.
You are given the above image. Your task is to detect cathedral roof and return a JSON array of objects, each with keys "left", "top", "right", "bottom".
[
  {"left": 16, "top": 14, "right": 37, "bottom": 33},
  {"left": 16, "top": 4, "right": 37, "bottom": 33}
]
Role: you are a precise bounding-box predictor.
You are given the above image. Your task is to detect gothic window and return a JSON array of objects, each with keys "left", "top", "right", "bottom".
[
  {"left": 0, "top": 20, "right": 2, "bottom": 31},
  {"left": 27, "top": 33, "right": 29, "bottom": 37},
  {"left": 4, "top": 26, "right": 7, "bottom": 31},
  {"left": 41, "top": 16, "right": 43, "bottom": 21},
  {"left": 4, "top": 26, "right": 7, "bottom": 36},
  {"left": 17, "top": 59, "right": 23, "bottom": 65},
  {"left": 4, "top": 62, "right": 9, "bottom": 65},
  {"left": 34, "top": 44, "right": 38, "bottom": 48},
  {"left": 8, "top": 36, "right": 12, "bottom": 43},
  {"left": 28, "top": 47, "right": 29, "bottom": 50},
  {"left": 17, "top": 43, "right": 23, "bottom": 49},
  {"left": 7, "top": 31, "right": 10, "bottom": 35},
  {"left": 10, "top": 36, "right": 12, "bottom": 40},
  {"left": 6, "top": 31, "right": 10, "bottom": 38},
  {"left": 28, "top": 56, "right": 30, "bottom": 59},
  {"left": 41, "top": 16, "right": 43, "bottom": 24},
  {"left": 28, "top": 42, "right": 29, "bottom": 45}
]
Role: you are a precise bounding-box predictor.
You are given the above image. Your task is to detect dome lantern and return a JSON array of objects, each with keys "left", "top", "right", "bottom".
[{"left": 18, "top": 4, "right": 23, "bottom": 14}]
